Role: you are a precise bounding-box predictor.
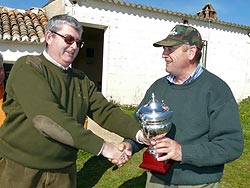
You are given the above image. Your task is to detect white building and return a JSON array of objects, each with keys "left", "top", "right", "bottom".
[{"left": 1, "top": 0, "right": 250, "bottom": 105}]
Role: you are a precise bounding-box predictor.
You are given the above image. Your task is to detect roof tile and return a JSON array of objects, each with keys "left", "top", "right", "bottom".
[{"left": 0, "top": 7, "right": 48, "bottom": 43}]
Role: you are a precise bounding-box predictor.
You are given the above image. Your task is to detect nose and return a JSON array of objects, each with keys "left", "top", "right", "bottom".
[
  {"left": 71, "top": 41, "right": 78, "bottom": 48},
  {"left": 162, "top": 47, "right": 170, "bottom": 58},
  {"left": 69, "top": 42, "right": 80, "bottom": 52}
]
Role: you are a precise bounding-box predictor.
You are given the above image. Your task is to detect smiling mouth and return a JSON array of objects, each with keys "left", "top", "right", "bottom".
[{"left": 66, "top": 51, "right": 75, "bottom": 56}]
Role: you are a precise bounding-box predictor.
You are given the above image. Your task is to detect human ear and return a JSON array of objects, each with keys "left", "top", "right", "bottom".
[
  {"left": 45, "top": 31, "right": 54, "bottom": 45},
  {"left": 188, "top": 45, "right": 197, "bottom": 60}
]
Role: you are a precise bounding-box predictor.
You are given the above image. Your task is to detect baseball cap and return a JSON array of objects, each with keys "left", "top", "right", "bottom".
[{"left": 153, "top": 25, "right": 203, "bottom": 49}]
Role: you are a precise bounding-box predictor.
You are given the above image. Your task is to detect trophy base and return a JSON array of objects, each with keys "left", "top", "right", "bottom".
[{"left": 139, "top": 149, "right": 173, "bottom": 174}]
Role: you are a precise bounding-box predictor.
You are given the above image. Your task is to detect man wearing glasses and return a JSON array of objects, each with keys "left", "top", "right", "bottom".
[{"left": 0, "top": 14, "right": 149, "bottom": 188}]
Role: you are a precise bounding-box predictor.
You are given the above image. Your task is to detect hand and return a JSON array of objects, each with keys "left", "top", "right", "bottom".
[
  {"left": 108, "top": 142, "right": 132, "bottom": 167},
  {"left": 137, "top": 130, "right": 166, "bottom": 146},
  {"left": 101, "top": 142, "right": 131, "bottom": 167},
  {"left": 153, "top": 137, "right": 182, "bottom": 162},
  {"left": 149, "top": 133, "right": 168, "bottom": 146},
  {"left": 137, "top": 130, "right": 151, "bottom": 145},
  {"left": 101, "top": 141, "right": 122, "bottom": 161}
]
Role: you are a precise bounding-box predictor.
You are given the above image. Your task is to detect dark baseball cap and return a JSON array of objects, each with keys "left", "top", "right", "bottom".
[{"left": 153, "top": 25, "right": 203, "bottom": 49}]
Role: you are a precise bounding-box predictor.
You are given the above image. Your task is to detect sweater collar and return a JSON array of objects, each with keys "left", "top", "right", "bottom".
[{"left": 43, "top": 51, "right": 71, "bottom": 70}]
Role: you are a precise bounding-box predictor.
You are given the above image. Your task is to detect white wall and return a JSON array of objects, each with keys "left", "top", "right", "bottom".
[
  {"left": 66, "top": 0, "right": 250, "bottom": 105},
  {"left": 0, "top": 42, "right": 45, "bottom": 63},
  {"left": 196, "top": 22, "right": 250, "bottom": 102}
]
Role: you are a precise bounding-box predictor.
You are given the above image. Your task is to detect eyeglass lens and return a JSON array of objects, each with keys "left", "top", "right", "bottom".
[{"left": 51, "top": 31, "right": 84, "bottom": 48}]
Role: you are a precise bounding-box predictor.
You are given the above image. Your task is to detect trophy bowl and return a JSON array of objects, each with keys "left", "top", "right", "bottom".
[
  {"left": 136, "top": 93, "right": 173, "bottom": 174},
  {"left": 136, "top": 93, "right": 173, "bottom": 138}
]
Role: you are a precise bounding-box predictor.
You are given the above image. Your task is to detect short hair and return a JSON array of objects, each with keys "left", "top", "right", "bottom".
[
  {"left": 181, "top": 44, "right": 202, "bottom": 64},
  {"left": 45, "top": 14, "right": 83, "bottom": 36}
]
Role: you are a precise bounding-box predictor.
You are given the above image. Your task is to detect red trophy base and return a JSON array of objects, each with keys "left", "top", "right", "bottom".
[{"left": 139, "top": 149, "right": 173, "bottom": 174}]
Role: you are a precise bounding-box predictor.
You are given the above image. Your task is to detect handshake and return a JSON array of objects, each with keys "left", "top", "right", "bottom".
[{"left": 101, "top": 130, "right": 167, "bottom": 167}]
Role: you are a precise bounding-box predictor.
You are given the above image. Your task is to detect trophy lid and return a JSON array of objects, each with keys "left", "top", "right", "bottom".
[{"left": 137, "top": 93, "right": 173, "bottom": 123}]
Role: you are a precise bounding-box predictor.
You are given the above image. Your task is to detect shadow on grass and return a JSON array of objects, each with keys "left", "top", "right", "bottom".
[
  {"left": 77, "top": 155, "right": 147, "bottom": 188},
  {"left": 118, "top": 172, "right": 147, "bottom": 188},
  {"left": 77, "top": 155, "right": 113, "bottom": 188}
]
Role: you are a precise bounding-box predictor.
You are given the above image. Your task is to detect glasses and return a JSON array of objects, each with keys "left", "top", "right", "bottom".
[{"left": 50, "top": 30, "right": 84, "bottom": 48}]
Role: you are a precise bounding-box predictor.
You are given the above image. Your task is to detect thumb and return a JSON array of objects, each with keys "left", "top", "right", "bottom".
[{"left": 118, "top": 143, "right": 125, "bottom": 151}]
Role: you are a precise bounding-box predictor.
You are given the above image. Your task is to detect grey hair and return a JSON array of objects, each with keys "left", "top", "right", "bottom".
[
  {"left": 45, "top": 14, "right": 83, "bottom": 36},
  {"left": 181, "top": 44, "right": 202, "bottom": 63},
  {"left": 181, "top": 44, "right": 190, "bottom": 52}
]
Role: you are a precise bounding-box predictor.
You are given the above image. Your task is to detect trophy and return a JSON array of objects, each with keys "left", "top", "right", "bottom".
[{"left": 136, "top": 93, "right": 173, "bottom": 174}]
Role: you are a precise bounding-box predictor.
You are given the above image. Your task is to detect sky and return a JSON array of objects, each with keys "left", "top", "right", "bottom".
[{"left": 0, "top": 0, "right": 249, "bottom": 26}]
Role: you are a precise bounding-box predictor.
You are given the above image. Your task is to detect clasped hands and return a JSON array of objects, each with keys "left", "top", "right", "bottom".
[
  {"left": 101, "top": 130, "right": 173, "bottom": 167},
  {"left": 101, "top": 130, "right": 152, "bottom": 167},
  {"left": 101, "top": 130, "right": 182, "bottom": 167}
]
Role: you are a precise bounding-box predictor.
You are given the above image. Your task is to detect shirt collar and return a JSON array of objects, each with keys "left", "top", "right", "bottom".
[
  {"left": 167, "top": 64, "right": 203, "bottom": 85},
  {"left": 43, "top": 51, "right": 71, "bottom": 70}
]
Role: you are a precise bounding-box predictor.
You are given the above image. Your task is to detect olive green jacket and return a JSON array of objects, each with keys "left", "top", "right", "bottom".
[{"left": 0, "top": 55, "right": 139, "bottom": 169}]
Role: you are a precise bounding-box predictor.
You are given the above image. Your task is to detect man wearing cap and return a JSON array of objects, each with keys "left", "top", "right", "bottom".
[{"left": 125, "top": 25, "right": 244, "bottom": 188}]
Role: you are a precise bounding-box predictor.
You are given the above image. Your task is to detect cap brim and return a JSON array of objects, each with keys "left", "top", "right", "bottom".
[{"left": 153, "top": 38, "right": 183, "bottom": 47}]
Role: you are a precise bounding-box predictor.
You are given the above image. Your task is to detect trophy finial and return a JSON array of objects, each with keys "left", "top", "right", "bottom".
[{"left": 152, "top": 93, "right": 155, "bottom": 101}]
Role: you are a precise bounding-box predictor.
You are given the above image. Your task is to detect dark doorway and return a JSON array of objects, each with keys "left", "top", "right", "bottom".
[{"left": 73, "top": 27, "right": 104, "bottom": 91}]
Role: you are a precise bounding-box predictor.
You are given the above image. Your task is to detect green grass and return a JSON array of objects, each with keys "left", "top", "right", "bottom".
[
  {"left": 76, "top": 98, "right": 250, "bottom": 188},
  {"left": 221, "top": 97, "right": 250, "bottom": 188},
  {"left": 76, "top": 150, "right": 146, "bottom": 188}
]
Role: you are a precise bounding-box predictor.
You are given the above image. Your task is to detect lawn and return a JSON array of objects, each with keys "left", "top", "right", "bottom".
[{"left": 76, "top": 97, "right": 250, "bottom": 188}]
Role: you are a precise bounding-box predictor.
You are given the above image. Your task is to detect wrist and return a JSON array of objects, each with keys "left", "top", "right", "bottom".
[
  {"left": 136, "top": 130, "right": 144, "bottom": 144},
  {"left": 99, "top": 141, "right": 106, "bottom": 156}
]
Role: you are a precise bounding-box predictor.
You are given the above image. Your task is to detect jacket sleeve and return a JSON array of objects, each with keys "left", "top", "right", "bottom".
[{"left": 84, "top": 76, "right": 140, "bottom": 142}]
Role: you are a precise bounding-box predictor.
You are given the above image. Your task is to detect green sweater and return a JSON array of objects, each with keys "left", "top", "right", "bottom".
[
  {"left": 133, "top": 69, "right": 244, "bottom": 185},
  {"left": 0, "top": 55, "right": 140, "bottom": 169}
]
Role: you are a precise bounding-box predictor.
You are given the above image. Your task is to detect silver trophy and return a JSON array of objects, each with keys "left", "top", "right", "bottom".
[{"left": 136, "top": 93, "right": 173, "bottom": 174}]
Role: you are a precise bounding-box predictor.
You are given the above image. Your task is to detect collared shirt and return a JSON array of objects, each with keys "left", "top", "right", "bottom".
[
  {"left": 166, "top": 64, "right": 203, "bottom": 85},
  {"left": 43, "top": 51, "right": 71, "bottom": 70}
]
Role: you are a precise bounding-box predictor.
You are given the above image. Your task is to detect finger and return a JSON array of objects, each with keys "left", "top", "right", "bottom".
[
  {"left": 124, "top": 148, "right": 132, "bottom": 157},
  {"left": 116, "top": 158, "right": 126, "bottom": 167},
  {"left": 155, "top": 142, "right": 170, "bottom": 149},
  {"left": 155, "top": 138, "right": 173, "bottom": 147},
  {"left": 156, "top": 133, "right": 167, "bottom": 138},
  {"left": 122, "top": 153, "right": 129, "bottom": 161},
  {"left": 125, "top": 151, "right": 132, "bottom": 158},
  {"left": 110, "top": 159, "right": 118, "bottom": 164},
  {"left": 118, "top": 143, "right": 125, "bottom": 151},
  {"left": 156, "top": 154, "right": 169, "bottom": 161},
  {"left": 153, "top": 146, "right": 171, "bottom": 159},
  {"left": 121, "top": 142, "right": 132, "bottom": 156},
  {"left": 138, "top": 130, "right": 151, "bottom": 145},
  {"left": 151, "top": 133, "right": 167, "bottom": 140}
]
